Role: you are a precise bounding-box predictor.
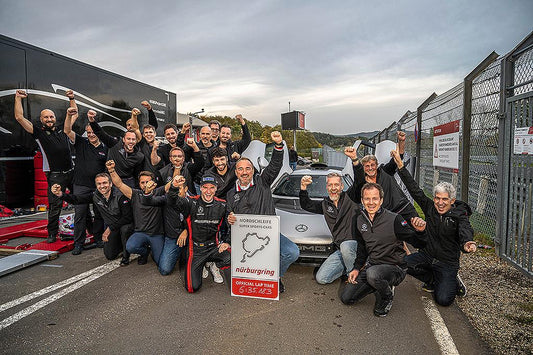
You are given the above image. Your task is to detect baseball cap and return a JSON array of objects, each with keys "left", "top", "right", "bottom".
[{"left": 200, "top": 175, "right": 218, "bottom": 187}]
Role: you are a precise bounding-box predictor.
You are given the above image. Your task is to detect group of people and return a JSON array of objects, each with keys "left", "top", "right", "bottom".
[
  {"left": 14, "top": 90, "right": 299, "bottom": 293},
  {"left": 300, "top": 131, "right": 476, "bottom": 316},
  {"left": 15, "top": 91, "right": 476, "bottom": 312}
]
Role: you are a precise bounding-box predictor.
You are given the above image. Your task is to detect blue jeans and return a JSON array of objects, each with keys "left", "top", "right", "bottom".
[
  {"left": 405, "top": 251, "right": 460, "bottom": 306},
  {"left": 126, "top": 232, "right": 165, "bottom": 265},
  {"left": 158, "top": 237, "right": 183, "bottom": 276},
  {"left": 315, "top": 240, "right": 358, "bottom": 284},
  {"left": 280, "top": 234, "right": 300, "bottom": 277},
  {"left": 289, "top": 162, "right": 297, "bottom": 171}
]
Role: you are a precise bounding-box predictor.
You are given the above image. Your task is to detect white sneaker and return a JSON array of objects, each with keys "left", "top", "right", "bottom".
[
  {"left": 210, "top": 263, "right": 224, "bottom": 284},
  {"left": 202, "top": 266, "right": 209, "bottom": 279}
]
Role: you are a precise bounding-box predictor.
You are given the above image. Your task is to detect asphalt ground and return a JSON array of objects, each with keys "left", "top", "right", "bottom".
[{"left": 0, "top": 246, "right": 493, "bottom": 354}]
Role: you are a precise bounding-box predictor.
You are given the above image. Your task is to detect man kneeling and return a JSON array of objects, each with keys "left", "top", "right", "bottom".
[
  {"left": 169, "top": 175, "right": 231, "bottom": 293},
  {"left": 340, "top": 183, "right": 426, "bottom": 317}
]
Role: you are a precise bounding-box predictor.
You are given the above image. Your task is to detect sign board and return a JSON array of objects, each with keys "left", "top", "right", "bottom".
[
  {"left": 433, "top": 120, "right": 460, "bottom": 171},
  {"left": 231, "top": 214, "right": 280, "bottom": 300},
  {"left": 281, "top": 111, "right": 305, "bottom": 130},
  {"left": 513, "top": 126, "right": 533, "bottom": 155}
]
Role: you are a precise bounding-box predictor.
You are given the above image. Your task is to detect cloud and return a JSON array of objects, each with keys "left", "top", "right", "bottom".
[{"left": 1, "top": 0, "right": 532, "bottom": 134}]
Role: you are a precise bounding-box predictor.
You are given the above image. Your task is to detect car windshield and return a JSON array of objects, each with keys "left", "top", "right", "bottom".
[{"left": 273, "top": 174, "right": 351, "bottom": 198}]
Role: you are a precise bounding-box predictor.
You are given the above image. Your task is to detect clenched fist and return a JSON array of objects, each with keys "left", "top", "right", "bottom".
[
  {"left": 271, "top": 131, "right": 282, "bottom": 145},
  {"left": 301, "top": 175, "right": 312, "bottom": 190}
]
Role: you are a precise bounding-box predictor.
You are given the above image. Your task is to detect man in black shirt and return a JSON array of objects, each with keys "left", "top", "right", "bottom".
[
  {"left": 150, "top": 123, "right": 179, "bottom": 167},
  {"left": 204, "top": 147, "right": 237, "bottom": 200},
  {"left": 51, "top": 173, "right": 134, "bottom": 266},
  {"left": 340, "top": 183, "right": 426, "bottom": 317},
  {"left": 64, "top": 109, "right": 108, "bottom": 254},
  {"left": 89, "top": 111, "right": 144, "bottom": 188},
  {"left": 106, "top": 160, "right": 165, "bottom": 266},
  {"left": 205, "top": 114, "right": 251, "bottom": 171},
  {"left": 14, "top": 89, "right": 75, "bottom": 243}
]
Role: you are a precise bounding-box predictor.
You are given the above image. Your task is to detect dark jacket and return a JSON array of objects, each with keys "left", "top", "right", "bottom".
[
  {"left": 61, "top": 187, "right": 133, "bottom": 232},
  {"left": 179, "top": 194, "right": 228, "bottom": 245},
  {"left": 397, "top": 167, "right": 474, "bottom": 266},
  {"left": 205, "top": 123, "right": 252, "bottom": 170},
  {"left": 353, "top": 163, "right": 417, "bottom": 219},
  {"left": 299, "top": 184, "right": 360, "bottom": 248},
  {"left": 159, "top": 151, "right": 204, "bottom": 195},
  {"left": 205, "top": 163, "right": 237, "bottom": 200},
  {"left": 352, "top": 208, "right": 426, "bottom": 270},
  {"left": 140, "top": 187, "right": 189, "bottom": 239},
  {"left": 90, "top": 121, "right": 144, "bottom": 181},
  {"left": 226, "top": 143, "right": 284, "bottom": 217}
]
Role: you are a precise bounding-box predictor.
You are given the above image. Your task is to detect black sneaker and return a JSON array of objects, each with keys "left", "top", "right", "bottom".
[
  {"left": 456, "top": 275, "right": 467, "bottom": 297},
  {"left": 46, "top": 234, "right": 57, "bottom": 243},
  {"left": 120, "top": 257, "right": 130, "bottom": 266},
  {"left": 421, "top": 283, "right": 435, "bottom": 293},
  {"left": 279, "top": 279, "right": 285, "bottom": 294},
  {"left": 72, "top": 245, "right": 83, "bottom": 255},
  {"left": 138, "top": 253, "right": 148, "bottom": 265},
  {"left": 374, "top": 288, "right": 394, "bottom": 317}
]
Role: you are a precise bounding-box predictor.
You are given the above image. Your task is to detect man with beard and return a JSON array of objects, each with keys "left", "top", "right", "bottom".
[
  {"left": 341, "top": 183, "right": 427, "bottom": 317},
  {"left": 106, "top": 160, "right": 165, "bottom": 266},
  {"left": 204, "top": 147, "right": 237, "bottom": 200},
  {"left": 14, "top": 89, "right": 76, "bottom": 243},
  {"left": 227, "top": 131, "right": 300, "bottom": 293},
  {"left": 51, "top": 173, "right": 133, "bottom": 265},
  {"left": 64, "top": 109, "right": 108, "bottom": 254},
  {"left": 299, "top": 172, "right": 360, "bottom": 284},
  {"left": 391, "top": 149, "right": 476, "bottom": 305},
  {"left": 89, "top": 111, "right": 144, "bottom": 188},
  {"left": 150, "top": 123, "right": 179, "bottom": 167},
  {"left": 205, "top": 114, "right": 251, "bottom": 171}
]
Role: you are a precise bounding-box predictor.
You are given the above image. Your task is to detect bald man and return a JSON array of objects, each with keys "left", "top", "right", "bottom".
[{"left": 14, "top": 89, "right": 76, "bottom": 243}]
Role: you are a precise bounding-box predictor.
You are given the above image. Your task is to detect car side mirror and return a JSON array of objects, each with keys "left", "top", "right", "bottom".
[{"left": 257, "top": 156, "right": 269, "bottom": 172}]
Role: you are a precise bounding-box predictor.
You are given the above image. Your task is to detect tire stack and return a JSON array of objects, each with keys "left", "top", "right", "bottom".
[{"left": 34, "top": 151, "right": 48, "bottom": 209}]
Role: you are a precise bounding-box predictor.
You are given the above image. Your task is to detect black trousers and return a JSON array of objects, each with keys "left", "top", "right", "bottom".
[
  {"left": 73, "top": 184, "right": 104, "bottom": 247},
  {"left": 103, "top": 223, "right": 134, "bottom": 260},
  {"left": 45, "top": 171, "right": 73, "bottom": 237},
  {"left": 184, "top": 243, "right": 231, "bottom": 293}
]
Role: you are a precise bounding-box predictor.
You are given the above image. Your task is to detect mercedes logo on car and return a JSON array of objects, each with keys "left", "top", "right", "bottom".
[{"left": 295, "top": 224, "right": 308, "bottom": 232}]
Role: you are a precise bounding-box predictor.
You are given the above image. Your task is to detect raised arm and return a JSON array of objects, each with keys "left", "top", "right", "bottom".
[
  {"left": 234, "top": 114, "right": 252, "bottom": 153},
  {"left": 63, "top": 107, "right": 79, "bottom": 143},
  {"left": 299, "top": 175, "right": 324, "bottom": 214},
  {"left": 14, "top": 90, "right": 33, "bottom": 134},
  {"left": 127, "top": 108, "right": 142, "bottom": 142},
  {"left": 89, "top": 118, "right": 118, "bottom": 148},
  {"left": 261, "top": 131, "right": 284, "bottom": 186},
  {"left": 141, "top": 101, "right": 158, "bottom": 130},
  {"left": 106, "top": 160, "right": 132, "bottom": 199},
  {"left": 391, "top": 150, "right": 432, "bottom": 212}
]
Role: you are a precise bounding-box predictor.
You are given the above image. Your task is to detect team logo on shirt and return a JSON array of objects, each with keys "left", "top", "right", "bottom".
[
  {"left": 234, "top": 194, "right": 240, "bottom": 202},
  {"left": 361, "top": 224, "right": 368, "bottom": 232},
  {"left": 401, "top": 220, "right": 408, "bottom": 227},
  {"left": 327, "top": 206, "right": 334, "bottom": 214},
  {"left": 198, "top": 206, "right": 204, "bottom": 215}
]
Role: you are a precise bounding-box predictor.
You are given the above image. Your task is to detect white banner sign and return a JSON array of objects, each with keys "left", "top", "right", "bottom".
[
  {"left": 433, "top": 120, "right": 460, "bottom": 171},
  {"left": 513, "top": 126, "right": 533, "bottom": 155},
  {"left": 231, "top": 214, "right": 280, "bottom": 300}
]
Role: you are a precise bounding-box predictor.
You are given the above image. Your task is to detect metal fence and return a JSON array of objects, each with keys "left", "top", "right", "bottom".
[{"left": 369, "top": 32, "right": 533, "bottom": 276}]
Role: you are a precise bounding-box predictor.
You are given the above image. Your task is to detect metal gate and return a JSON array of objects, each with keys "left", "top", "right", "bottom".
[{"left": 497, "top": 33, "right": 533, "bottom": 277}]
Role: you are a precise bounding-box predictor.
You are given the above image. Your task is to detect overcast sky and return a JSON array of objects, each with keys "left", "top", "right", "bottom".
[{"left": 1, "top": 0, "right": 531, "bottom": 134}]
